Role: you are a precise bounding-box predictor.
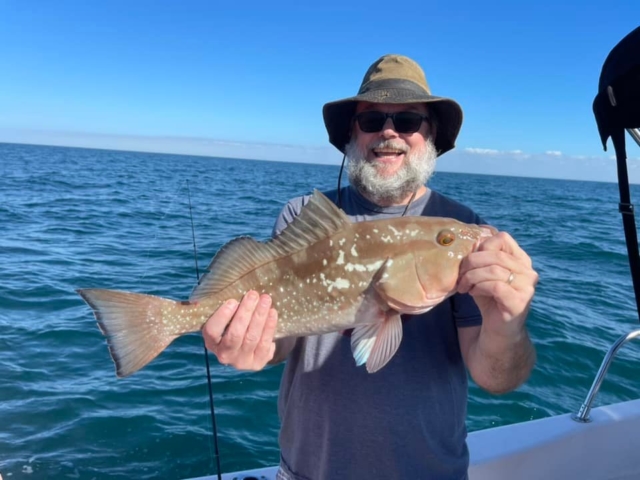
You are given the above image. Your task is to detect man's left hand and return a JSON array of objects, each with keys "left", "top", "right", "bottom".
[{"left": 457, "top": 231, "right": 538, "bottom": 337}]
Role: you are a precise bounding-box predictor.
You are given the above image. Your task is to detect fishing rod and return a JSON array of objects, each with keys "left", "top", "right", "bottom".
[{"left": 186, "top": 180, "right": 223, "bottom": 480}]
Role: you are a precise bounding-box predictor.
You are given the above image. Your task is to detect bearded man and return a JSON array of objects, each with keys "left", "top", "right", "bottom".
[{"left": 203, "top": 54, "right": 538, "bottom": 480}]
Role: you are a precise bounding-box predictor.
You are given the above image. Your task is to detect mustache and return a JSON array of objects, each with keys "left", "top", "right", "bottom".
[{"left": 367, "top": 139, "right": 409, "bottom": 154}]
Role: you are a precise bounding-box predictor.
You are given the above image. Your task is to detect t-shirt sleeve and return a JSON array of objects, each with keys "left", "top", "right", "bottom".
[
  {"left": 451, "top": 293, "right": 482, "bottom": 328},
  {"left": 271, "top": 196, "right": 307, "bottom": 238}
]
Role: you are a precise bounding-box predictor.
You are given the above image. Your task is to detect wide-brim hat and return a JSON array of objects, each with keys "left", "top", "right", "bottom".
[{"left": 322, "top": 54, "right": 463, "bottom": 156}]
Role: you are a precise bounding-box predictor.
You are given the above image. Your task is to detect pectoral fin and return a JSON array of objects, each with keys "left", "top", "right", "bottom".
[
  {"left": 372, "top": 256, "right": 431, "bottom": 314},
  {"left": 351, "top": 311, "right": 403, "bottom": 373}
]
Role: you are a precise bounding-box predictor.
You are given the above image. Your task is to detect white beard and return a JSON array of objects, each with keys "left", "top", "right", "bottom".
[{"left": 345, "top": 137, "right": 437, "bottom": 206}]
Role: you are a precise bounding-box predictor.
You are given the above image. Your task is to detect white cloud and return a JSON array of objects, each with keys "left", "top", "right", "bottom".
[
  {"left": 439, "top": 147, "right": 640, "bottom": 183},
  {"left": 464, "top": 147, "right": 501, "bottom": 155},
  {"left": 0, "top": 128, "right": 342, "bottom": 165},
  {"left": 3, "top": 127, "right": 640, "bottom": 183}
]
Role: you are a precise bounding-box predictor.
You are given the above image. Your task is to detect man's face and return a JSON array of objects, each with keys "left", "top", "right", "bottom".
[
  {"left": 353, "top": 102, "right": 433, "bottom": 177},
  {"left": 346, "top": 101, "right": 437, "bottom": 205}
]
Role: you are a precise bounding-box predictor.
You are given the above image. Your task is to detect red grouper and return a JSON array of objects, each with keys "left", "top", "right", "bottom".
[{"left": 77, "top": 190, "right": 495, "bottom": 377}]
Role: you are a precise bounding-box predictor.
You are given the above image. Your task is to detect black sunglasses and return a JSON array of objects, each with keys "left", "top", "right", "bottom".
[{"left": 354, "top": 111, "right": 430, "bottom": 134}]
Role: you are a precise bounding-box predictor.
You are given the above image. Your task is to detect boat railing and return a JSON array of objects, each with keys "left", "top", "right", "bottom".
[{"left": 572, "top": 328, "right": 640, "bottom": 423}]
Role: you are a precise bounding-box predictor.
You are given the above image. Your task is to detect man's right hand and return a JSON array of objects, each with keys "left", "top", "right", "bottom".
[{"left": 202, "top": 290, "right": 279, "bottom": 371}]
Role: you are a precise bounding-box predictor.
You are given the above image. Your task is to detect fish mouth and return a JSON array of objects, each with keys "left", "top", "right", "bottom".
[
  {"left": 469, "top": 225, "right": 498, "bottom": 252},
  {"left": 480, "top": 225, "right": 498, "bottom": 237}
]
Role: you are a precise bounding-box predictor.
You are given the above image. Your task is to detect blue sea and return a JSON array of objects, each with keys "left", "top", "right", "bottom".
[{"left": 1, "top": 142, "right": 639, "bottom": 479}]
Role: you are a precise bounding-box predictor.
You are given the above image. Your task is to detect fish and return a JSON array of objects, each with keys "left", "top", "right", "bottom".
[{"left": 77, "top": 190, "right": 495, "bottom": 378}]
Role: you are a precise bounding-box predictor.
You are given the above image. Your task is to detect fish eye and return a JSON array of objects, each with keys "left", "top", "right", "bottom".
[{"left": 437, "top": 230, "right": 456, "bottom": 246}]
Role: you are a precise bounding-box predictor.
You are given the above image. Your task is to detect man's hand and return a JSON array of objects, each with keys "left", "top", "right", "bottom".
[
  {"left": 458, "top": 231, "right": 538, "bottom": 336},
  {"left": 202, "top": 290, "right": 278, "bottom": 371}
]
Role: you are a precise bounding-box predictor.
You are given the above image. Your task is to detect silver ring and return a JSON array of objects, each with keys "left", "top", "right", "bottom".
[{"left": 506, "top": 272, "right": 515, "bottom": 285}]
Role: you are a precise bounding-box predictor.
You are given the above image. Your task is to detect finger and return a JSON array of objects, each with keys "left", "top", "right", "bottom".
[
  {"left": 253, "top": 308, "right": 278, "bottom": 365},
  {"left": 459, "top": 250, "right": 523, "bottom": 280},
  {"left": 459, "top": 263, "right": 537, "bottom": 296},
  {"left": 202, "top": 299, "right": 239, "bottom": 351},
  {"left": 239, "top": 294, "right": 272, "bottom": 355},
  {"left": 476, "top": 232, "right": 532, "bottom": 266},
  {"left": 458, "top": 264, "right": 512, "bottom": 294},
  {"left": 218, "top": 290, "right": 260, "bottom": 352},
  {"left": 466, "top": 277, "right": 535, "bottom": 316}
]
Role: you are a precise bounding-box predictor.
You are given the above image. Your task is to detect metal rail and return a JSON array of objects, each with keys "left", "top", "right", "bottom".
[
  {"left": 572, "top": 328, "right": 640, "bottom": 423},
  {"left": 628, "top": 128, "right": 640, "bottom": 148}
]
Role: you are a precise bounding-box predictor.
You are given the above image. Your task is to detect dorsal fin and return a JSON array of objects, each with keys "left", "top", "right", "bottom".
[
  {"left": 190, "top": 190, "right": 351, "bottom": 301},
  {"left": 268, "top": 189, "right": 351, "bottom": 255}
]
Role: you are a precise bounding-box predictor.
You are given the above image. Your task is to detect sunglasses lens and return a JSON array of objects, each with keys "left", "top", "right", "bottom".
[
  {"left": 356, "top": 111, "right": 426, "bottom": 133},
  {"left": 393, "top": 112, "right": 424, "bottom": 133},
  {"left": 356, "top": 112, "right": 386, "bottom": 132}
]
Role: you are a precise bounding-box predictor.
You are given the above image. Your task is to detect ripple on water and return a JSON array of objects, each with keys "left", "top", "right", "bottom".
[{"left": 2, "top": 144, "right": 640, "bottom": 478}]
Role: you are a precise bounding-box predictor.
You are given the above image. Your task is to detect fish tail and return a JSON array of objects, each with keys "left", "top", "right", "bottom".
[{"left": 77, "top": 288, "right": 182, "bottom": 378}]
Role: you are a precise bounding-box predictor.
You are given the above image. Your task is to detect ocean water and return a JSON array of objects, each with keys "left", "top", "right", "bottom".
[{"left": 1, "top": 142, "right": 639, "bottom": 479}]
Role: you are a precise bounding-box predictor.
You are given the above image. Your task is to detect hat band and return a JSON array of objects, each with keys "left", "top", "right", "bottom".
[{"left": 359, "top": 78, "right": 431, "bottom": 96}]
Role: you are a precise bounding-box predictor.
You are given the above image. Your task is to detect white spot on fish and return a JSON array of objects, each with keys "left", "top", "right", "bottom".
[
  {"left": 323, "top": 259, "right": 328, "bottom": 266},
  {"left": 339, "top": 238, "right": 346, "bottom": 246},
  {"left": 373, "top": 229, "right": 379, "bottom": 233},
  {"left": 345, "top": 263, "right": 366, "bottom": 272},
  {"left": 320, "top": 273, "right": 351, "bottom": 292},
  {"left": 350, "top": 245, "right": 358, "bottom": 257},
  {"left": 332, "top": 278, "right": 350, "bottom": 290},
  {"left": 337, "top": 250, "right": 345, "bottom": 265},
  {"left": 388, "top": 225, "right": 401, "bottom": 236},
  {"left": 345, "top": 259, "right": 385, "bottom": 273},
  {"left": 381, "top": 235, "right": 393, "bottom": 243}
]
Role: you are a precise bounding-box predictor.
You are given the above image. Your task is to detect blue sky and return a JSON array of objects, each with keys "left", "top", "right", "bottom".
[{"left": 1, "top": 1, "right": 639, "bottom": 181}]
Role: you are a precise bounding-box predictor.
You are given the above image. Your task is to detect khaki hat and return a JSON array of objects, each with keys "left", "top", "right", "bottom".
[{"left": 322, "top": 54, "right": 463, "bottom": 156}]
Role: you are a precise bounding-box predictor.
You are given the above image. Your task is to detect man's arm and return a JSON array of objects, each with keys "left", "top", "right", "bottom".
[
  {"left": 457, "top": 231, "right": 538, "bottom": 394},
  {"left": 458, "top": 325, "right": 536, "bottom": 394}
]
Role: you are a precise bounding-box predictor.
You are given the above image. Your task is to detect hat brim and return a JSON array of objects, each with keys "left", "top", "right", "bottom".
[{"left": 322, "top": 87, "right": 463, "bottom": 156}]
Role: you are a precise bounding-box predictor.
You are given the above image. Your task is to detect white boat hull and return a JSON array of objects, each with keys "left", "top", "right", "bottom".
[{"left": 188, "top": 398, "right": 640, "bottom": 480}]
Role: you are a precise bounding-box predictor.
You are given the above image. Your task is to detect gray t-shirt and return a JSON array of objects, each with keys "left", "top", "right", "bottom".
[{"left": 272, "top": 186, "right": 484, "bottom": 480}]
